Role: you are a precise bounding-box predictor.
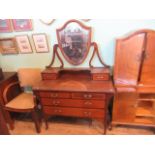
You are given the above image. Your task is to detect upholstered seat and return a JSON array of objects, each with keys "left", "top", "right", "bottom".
[{"left": 5, "top": 93, "right": 35, "bottom": 110}]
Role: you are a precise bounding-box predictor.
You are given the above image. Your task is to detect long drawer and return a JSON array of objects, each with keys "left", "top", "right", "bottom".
[
  {"left": 72, "top": 92, "right": 106, "bottom": 100},
  {"left": 43, "top": 106, "right": 105, "bottom": 118},
  {"left": 40, "top": 98, "right": 105, "bottom": 109}
]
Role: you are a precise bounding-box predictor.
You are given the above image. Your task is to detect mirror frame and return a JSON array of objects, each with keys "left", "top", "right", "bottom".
[{"left": 56, "top": 19, "right": 92, "bottom": 65}]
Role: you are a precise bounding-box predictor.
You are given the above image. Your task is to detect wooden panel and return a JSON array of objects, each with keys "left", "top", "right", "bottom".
[
  {"left": 43, "top": 106, "right": 105, "bottom": 118},
  {"left": 39, "top": 91, "right": 71, "bottom": 98},
  {"left": 140, "top": 32, "right": 155, "bottom": 85},
  {"left": 72, "top": 92, "right": 106, "bottom": 100},
  {"left": 112, "top": 93, "right": 138, "bottom": 123},
  {"left": 40, "top": 98, "right": 105, "bottom": 109},
  {"left": 114, "top": 33, "right": 145, "bottom": 86}
]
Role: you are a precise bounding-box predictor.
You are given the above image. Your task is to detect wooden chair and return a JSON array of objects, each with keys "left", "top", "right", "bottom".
[{"left": 3, "top": 68, "right": 42, "bottom": 133}]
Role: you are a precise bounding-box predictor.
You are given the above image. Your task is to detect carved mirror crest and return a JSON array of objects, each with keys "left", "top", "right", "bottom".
[{"left": 57, "top": 20, "right": 91, "bottom": 65}]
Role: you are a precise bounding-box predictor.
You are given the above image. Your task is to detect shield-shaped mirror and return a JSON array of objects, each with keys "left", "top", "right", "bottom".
[{"left": 57, "top": 20, "right": 91, "bottom": 65}]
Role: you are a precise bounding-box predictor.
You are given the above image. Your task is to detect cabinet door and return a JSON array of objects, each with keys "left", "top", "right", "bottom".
[
  {"left": 114, "top": 33, "right": 145, "bottom": 86},
  {"left": 140, "top": 32, "right": 155, "bottom": 85},
  {"left": 112, "top": 93, "right": 138, "bottom": 123}
]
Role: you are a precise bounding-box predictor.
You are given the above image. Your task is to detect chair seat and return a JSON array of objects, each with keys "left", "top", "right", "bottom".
[{"left": 5, "top": 93, "right": 35, "bottom": 110}]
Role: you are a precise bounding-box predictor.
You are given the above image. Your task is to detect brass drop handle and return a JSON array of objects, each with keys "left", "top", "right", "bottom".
[
  {"left": 84, "top": 102, "right": 92, "bottom": 105},
  {"left": 54, "top": 109, "right": 62, "bottom": 113},
  {"left": 52, "top": 100, "right": 60, "bottom": 106},
  {"left": 84, "top": 111, "right": 91, "bottom": 116},
  {"left": 51, "top": 93, "right": 58, "bottom": 98},
  {"left": 96, "top": 75, "right": 104, "bottom": 79},
  {"left": 83, "top": 94, "right": 92, "bottom": 99}
]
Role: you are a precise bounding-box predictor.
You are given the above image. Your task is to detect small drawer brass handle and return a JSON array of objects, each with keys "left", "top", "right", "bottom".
[
  {"left": 52, "top": 100, "right": 60, "bottom": 106},
  {"left": 54, "top": 109, "right": 62, "bottom": 113},
  {"left": 84, "top": 102, "right": 92, "bottom": 105},
  {"left": 84, "top": 111, "right": 91, "bottom": 116},
  {"left": 83, "top": 94, "right": 92, "bottom": 99},
  {"left": 51, "top": 93, "right": 58, "bottom": 98}
]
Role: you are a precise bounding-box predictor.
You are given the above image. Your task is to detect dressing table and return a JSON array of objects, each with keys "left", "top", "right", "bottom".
[{"left": 33, "top": 20, "right": 114, "bottom": 134}]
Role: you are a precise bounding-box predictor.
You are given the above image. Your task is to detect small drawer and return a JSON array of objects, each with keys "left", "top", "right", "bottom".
[
  {"left": 72, "top": 92, "right": 106, "bottom": 100},
  {"left": 92, "top": 74, "right": 110, "bottom": 81},
  {"left": 39, "top": 91, "right": 71, "bottom": 98},
  {"left": 40, "top": 98, "right": 105, "bottom": 109},
  {"left": 42, "top": 73, "right": 58, "bottom": 80},
  {"left": 43, "top": 106, "right": 105, "bottom": 118}
]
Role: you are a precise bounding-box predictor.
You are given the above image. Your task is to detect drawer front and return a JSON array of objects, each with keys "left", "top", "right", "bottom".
[
  {"left": 39, "top": 91, "right": 71, "bottom": 98},
  {"left": 40, "top": 98, "right": 105, "bottom": 109},
  {"left": 43, "top": 106, "right": 105, "bottom": 118},
  {"left": 42, "top": 73, "right": 58, "bottom": 80},
  {"left": 92, "top": 74, "right": 110, "bottom": 81},
  {"left": 72, "top": 92, "right": 106, "bottom": 100}
]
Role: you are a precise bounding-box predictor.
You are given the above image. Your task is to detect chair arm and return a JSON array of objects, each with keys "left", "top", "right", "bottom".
[{"left": 3, "top": 82, "right": 22, "bottom": 104}]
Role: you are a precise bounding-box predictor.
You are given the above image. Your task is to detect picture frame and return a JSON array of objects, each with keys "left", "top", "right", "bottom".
[
  {"left": 12, "top": 19, "right": 32, "bottom": 31},
  {"left": 0, "top": 19, "right": 12, "bottom": 33},
  {"left": 32, "top": 33, "right": 49, "bottom": 53},
  {"left": 16, "top": 35, "right": 33, "bottom": 54},
  {"left": 82, "top": 19, "right": 91, "bottom": 22},
  {"left": 0, "top": 38, "right": 18, "bottom": 54},
  {"left": 40, "top": 19, "right": 55, "bottom": 25}
]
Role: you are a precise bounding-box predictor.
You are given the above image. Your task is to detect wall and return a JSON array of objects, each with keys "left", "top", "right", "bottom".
[{"left": 0, "top": 19, "right": 155, "bottom": 71}]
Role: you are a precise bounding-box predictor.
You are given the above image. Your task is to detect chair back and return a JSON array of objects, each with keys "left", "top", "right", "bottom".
[{"left": 18, "top": 68, "right": 42, "bottom": 87}]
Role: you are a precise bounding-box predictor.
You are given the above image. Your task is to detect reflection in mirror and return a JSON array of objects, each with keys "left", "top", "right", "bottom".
[{"left": 57, "top": 20, "right": 91, "bottom": 65}]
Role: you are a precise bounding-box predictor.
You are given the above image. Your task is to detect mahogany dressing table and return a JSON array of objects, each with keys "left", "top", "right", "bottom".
[{"left": 33, "top": 20, "right": 114, "bottom": 134}]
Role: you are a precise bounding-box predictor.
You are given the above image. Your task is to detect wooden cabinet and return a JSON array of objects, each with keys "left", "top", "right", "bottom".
[{"left": 112, "top": 30, "right": 155, "bottom": 129}]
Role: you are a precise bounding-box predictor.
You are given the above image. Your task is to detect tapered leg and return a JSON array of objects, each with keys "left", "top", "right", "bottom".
[
  {"left": 44, "top": 115, "right": 49, "bottom": 130},
  {"left": 31, "top": 110, "right": 41, "bottom": 133}
]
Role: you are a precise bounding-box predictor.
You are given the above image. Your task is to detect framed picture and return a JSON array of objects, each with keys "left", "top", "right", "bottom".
[
  {"left": 16, "top": 35, "right": 33, "bottom": 54},
  {"left": 32, "top": 33, "right": 49, "bottom": 53},
  {"left": 12, "top": 19, "right": 32, "bottom": 31},
  {"left": 0, "top": 38, "right": 18, "bottom": 54},
  {"left": 0, "top": 19, "right": 12, "bottom": 33}
]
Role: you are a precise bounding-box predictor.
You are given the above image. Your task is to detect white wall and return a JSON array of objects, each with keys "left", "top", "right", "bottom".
[{"left": 0, "top": 19, "right": 155, "bottom": 71}]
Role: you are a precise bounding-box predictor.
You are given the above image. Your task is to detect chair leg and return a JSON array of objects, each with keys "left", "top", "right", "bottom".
[
  {"left": 31, "top": 110, "right": 41, "bottom": 133},
  {"left": 5, "top": 111, "right": 14, "bottom": 130},
  {"left": 44, "top": 115, "right": 49, "bottom": 130}
]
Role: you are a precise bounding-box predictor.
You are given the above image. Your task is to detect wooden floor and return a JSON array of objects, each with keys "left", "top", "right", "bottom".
[{"left": 9, "top": 116, "right": 155, "bottom": 135}]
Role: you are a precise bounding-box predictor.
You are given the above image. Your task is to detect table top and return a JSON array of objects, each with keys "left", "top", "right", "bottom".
[{"left": 33, "top": 79, "right": 114, "bottom": 93}]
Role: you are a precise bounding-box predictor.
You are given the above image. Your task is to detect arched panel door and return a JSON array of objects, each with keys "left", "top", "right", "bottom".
[
  {"left": 140, "top": 31, "right": 155, "bottom": 85},
  {"left": 114, "top": 32, "right": 145, "bottom": 86}
]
